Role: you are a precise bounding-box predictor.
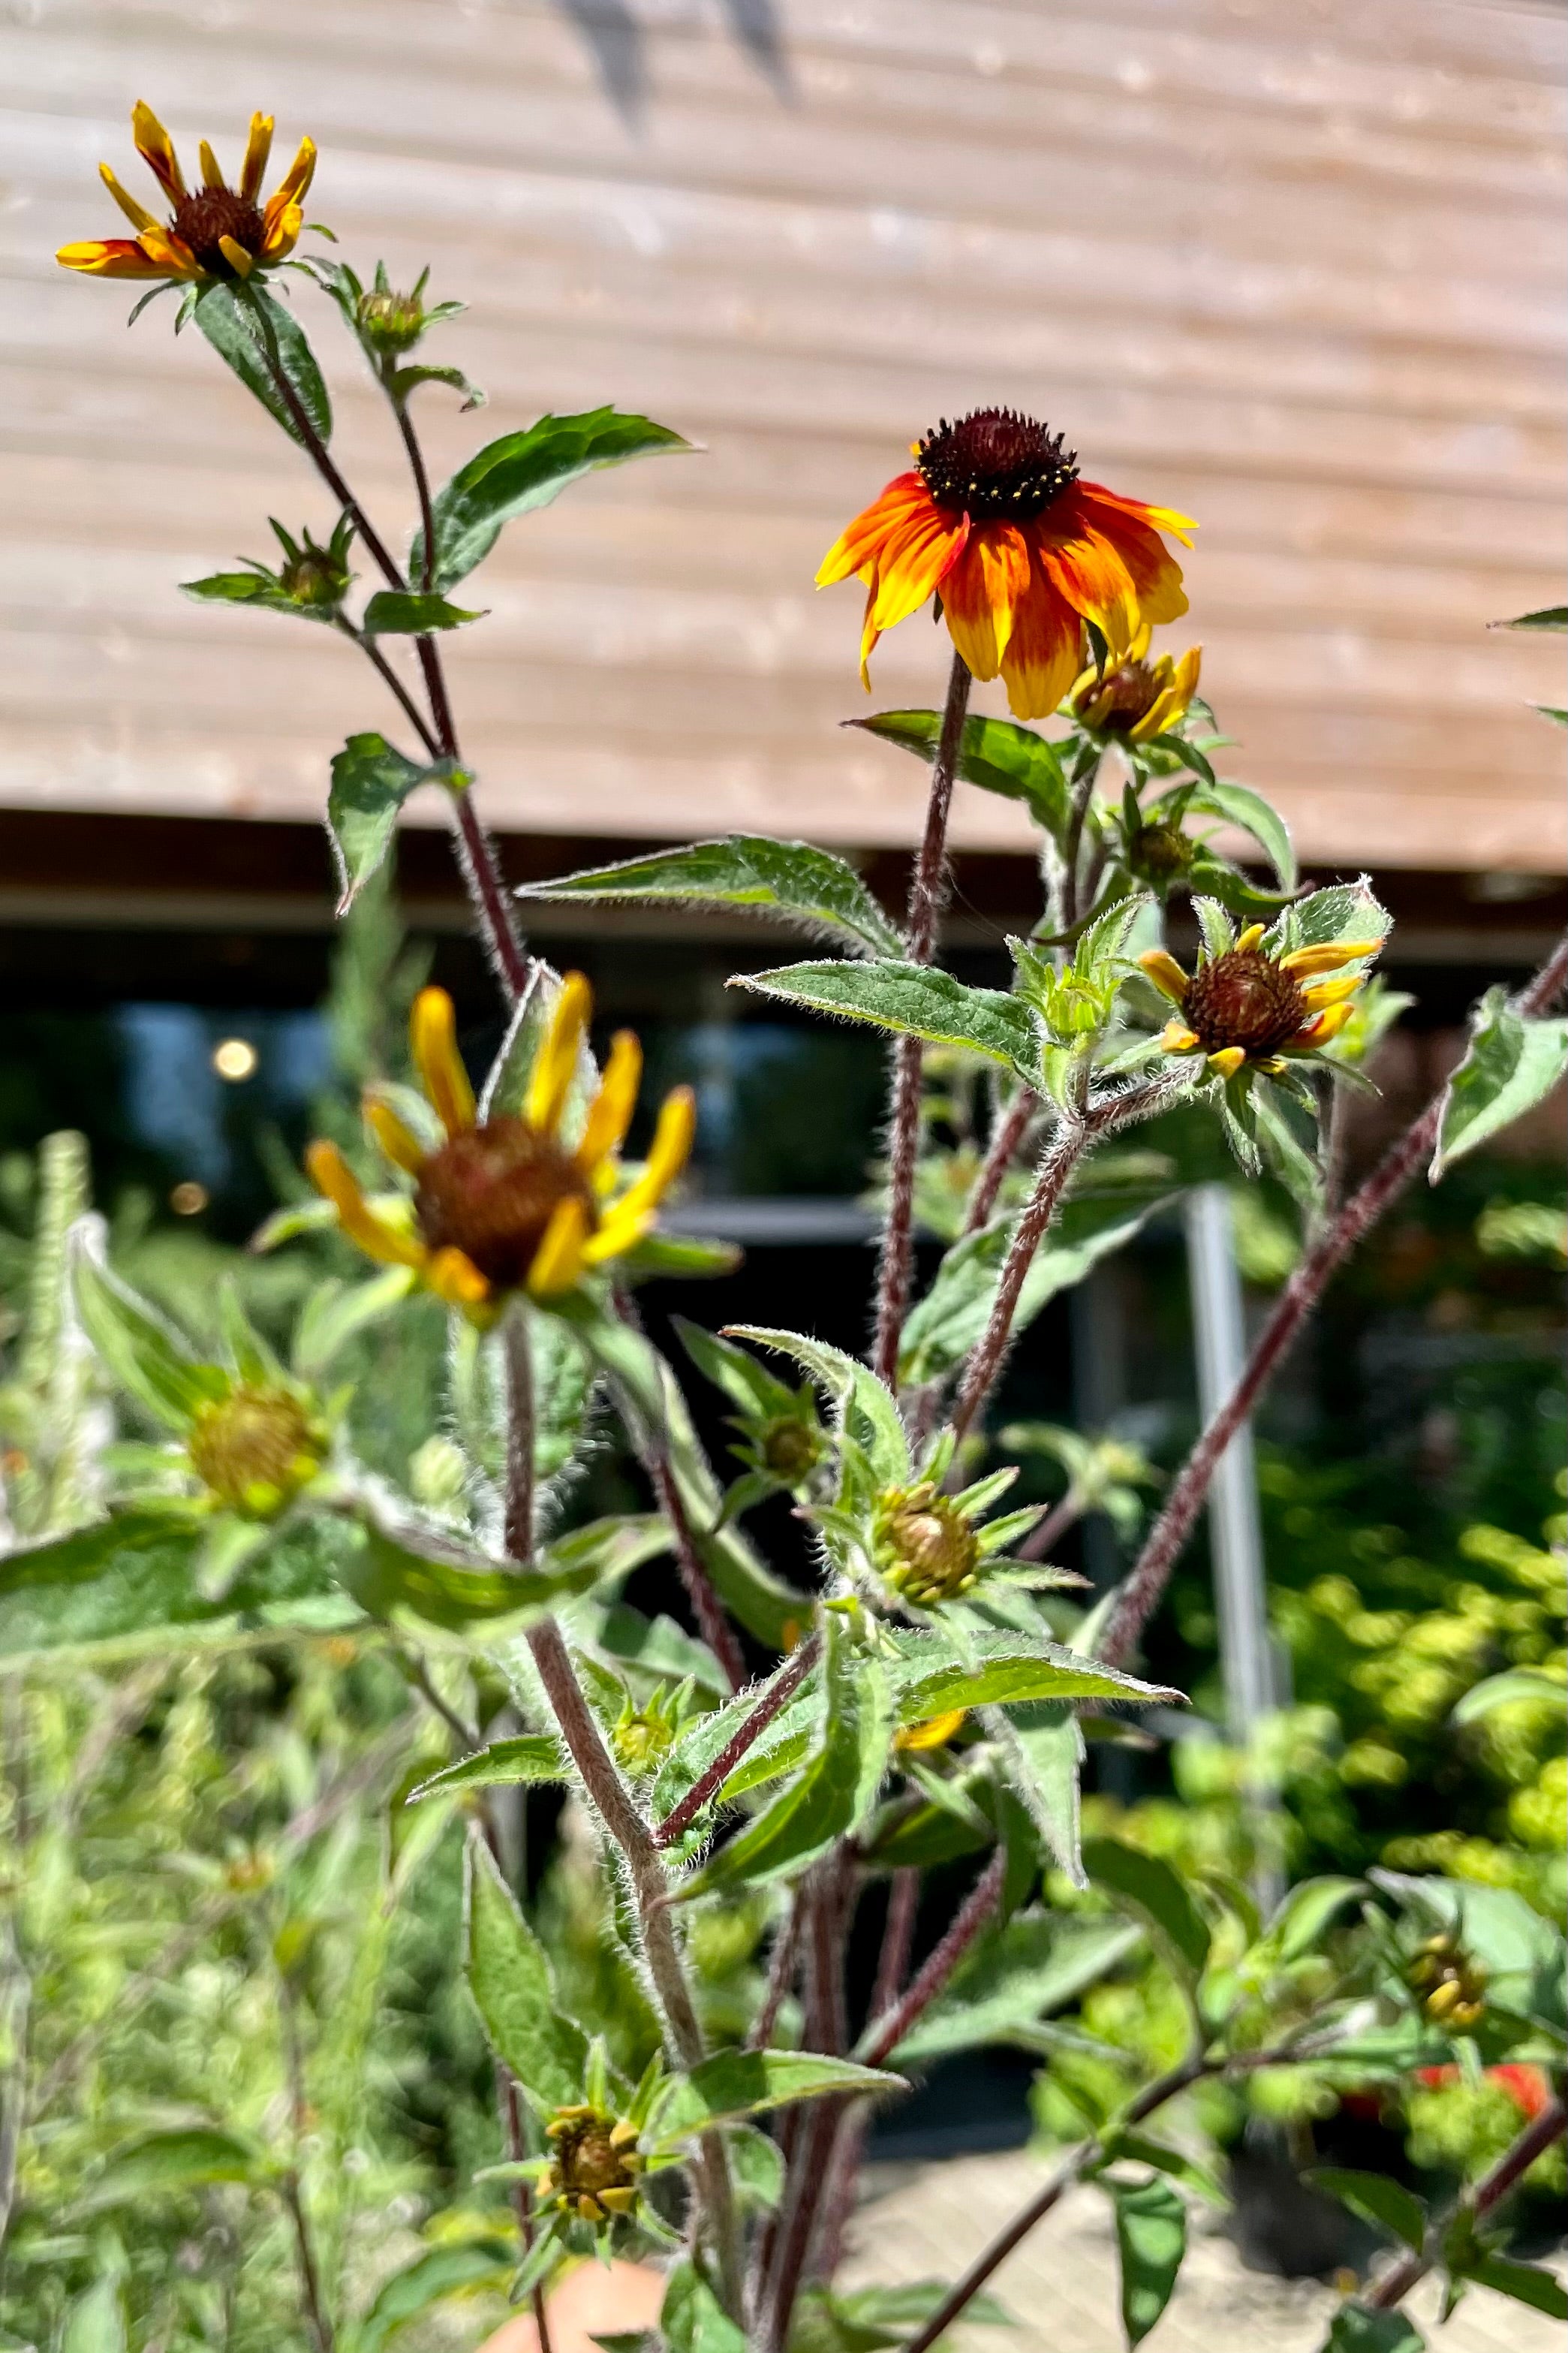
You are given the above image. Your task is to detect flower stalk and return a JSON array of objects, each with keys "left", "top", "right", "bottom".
[{"left": 654, "top": 1634, "right": 820, "bottom": 1847}]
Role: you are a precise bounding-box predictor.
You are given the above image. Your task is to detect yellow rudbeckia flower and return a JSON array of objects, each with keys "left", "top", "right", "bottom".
[
  {"left": 56, "top": 101, "right": 315, "bottom": 285},
  {"left": 1139, "top": 924, "right": 1383, "bottom": 1078},
  {"left": 1068, "top": 625, "right": 1202, "bottom": 744},
  {"left": 305, "top": 978, "right": 695, "bottom": 1316}
]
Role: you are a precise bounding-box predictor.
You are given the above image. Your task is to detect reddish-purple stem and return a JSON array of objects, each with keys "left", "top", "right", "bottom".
[
  {"left": 1365, "top": 2097, "right": 1565, "bottom": 2312},
  {"left": 655, "top": 1635, "right": 820, "bottom": 1848},
  {"left": 1100, "top": 928, "right": 1568, "bottom": 1672},
  {"left": 646, "top": 1451, "right": 748, "bottom": 1693},
  {"left": 856, "top": 1842, "right": 1005, "bottom": 2067},
  {"left": 965, "top": 1088, "right": 1039, "bottom": 1233},
  {"left": 872, "top": 650, "right": 973, "bottom": 1388}
]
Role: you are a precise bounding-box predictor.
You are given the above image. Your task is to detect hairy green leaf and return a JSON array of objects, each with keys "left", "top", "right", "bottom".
[
  {"left": 856, "top": 709, "right": 1071, "bottom": 837},
  {"left": 1465, "top": 2255, "right": 1568, "bottom": 2319},
  {"left": 1308, "top": 2169, "right": 1426, "bottom": 2253},
  {"left": 891, "top": 1633, "right": 1179, "bottom": 1725},
  {"left": 1452, "top": 1668, "right": 1566, "bottom": 1725},
  {"left": 194, "top": 282, "right": 332, "bottom": 446},
  {"left": 360, "top": 590, "right": 484, "bottom": 636},
  {"left": 1431, "top": 985, "right": 1568, "bottom": 1180},
  {"left": 465, "top": 1836, "right": 588, "bottom": 2109},
  {"left": 519, "top": 837, "right": 902, "bottom": 959},
  {"left": 1319, "top": 2306, "right": 1425, "bottom": 2352},
  {"left": 1269, "top": 1877, "right": 1365, "bottom": 1962},
  {"left": 1179, "top": 781, "right": 1296, "bottom": 890},
  {"left": 407, "top": 1734, "right": 567, "bottom": 1803},
  {"left": 416, "top": 407, "right": 691, "bottom": 588},
  {"left": 724, "top": 1327, "right": 908, "bottom": 1487},
  {"left": 327, "top": 733, "right": 462, "bottom": 914},
  {"left": 650, "top": 2050, "right": 899, "bottom": 2147},
  {"left": 737, "top": 960, "right": 1041, "bottom": 1083},
  {"left": 1494, "top": 606, "right": 1568, "bottom": 631},
  {"left": 1111, "top": 2174, "right": 1187, "bottom": 2345},
  {"left": 72, "top": 1247, "right": 226, "bottom": 1430},
  {"left": 61, "top": 2278, "right": 126, "bottom": 2353},
  {"left": 660, "top": 2259, "right": 746, "bottom": 2353},
  {"left": 989, "top": 1702, "right": 1086, "bottom": 1887},
  {"left": 80, "top": 2126, "right": 271, "bottom": 2209},
  {"left": 351, "top": 2240, "right": 514, "bottom": 2351},
  {"left": 892, "top": 1916, "right": 1139, "bottom": 2062},
  {"left": 1083, "top": 1836, "right": 1211, "bottom": 1978}
]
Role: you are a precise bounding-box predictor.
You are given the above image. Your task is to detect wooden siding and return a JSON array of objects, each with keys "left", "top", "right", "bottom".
[{"left": 1, "top": 0, "right": 1563, "bottom": 872}]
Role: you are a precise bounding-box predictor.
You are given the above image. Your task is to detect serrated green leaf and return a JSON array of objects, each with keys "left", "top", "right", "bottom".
[
  {"left": 1319, "top": 2306, "right": 1425, "bottom": 2353},
  {"left": 891, "top": 1915, "right": 1138, "bottom": 2062},
  {"left": 675, "top": 1318, "right": 802, "bottom": 1420},
  {"left": 465, "top": 1836, "right": 588, "bottom": 2108},
  {"left": 1465, "top": 2255, "right": 1568, "bottom": 2318},
  {"left": 1178, "top": 781, "right": 1296, "bottom": 890},
  {"left": 649, "top": 2050, "right": 899, "bottom": 2148},
  {"left": 1111, "top": 2174, "right": 1187, "bottom": 2345},
  {"left": 416, "top": 407, "right": 691, "bottom": 589},
  {"left": 71, "top": 1247, "right": 226, "bottom": 1429},
  {"left": 79, "top": 2126, "right": 270, "bottom": 2210},
  {"left": 327, "top": 733, "right": 461, "bottom": 914},
  {"left": 722, "top": 1327, "right": 907, "bottom": 1487},
  {"left": 351, "top": 2240, "right": 514, "bottom": 2351},
  {"left": 1083, "top": 1836, "right": 1210, "bottom": 1978},
  {"left": 1494, "top": 606, "right": 1568, "bottom": 631},
  {"left": 1431, "top": 985, "right": 1568, "bottom": 1181},
  {"left": 1308, "top": 2169, "right": 1426, "bottom": 2253},
  {"left": 857, "top": 709, "right": 1071, "bottom": 837},
  {"left": 194, "top": 281, "right": 332, "bottom": 446},
  {"left": 989, "top": 1702, "right": 1086, "bottom": 1887},
  {"left": 407, "top": 1735, "right": 567, "bottom": 1803},
  {"left": 736, "top": 960, "right": 1041, "bottom": 1083},
  {"left": 360, "top": 591, "right": 484, "bottom": 636},
  {"left": 1274, "top": 881, "right": 1390, "bottom": 957},
  {"left": 518, "top": 837, "right": 902, "bottom": 959},
  {"left": 890, "top": 1633, "right": 1179, "bottom": 1725}
]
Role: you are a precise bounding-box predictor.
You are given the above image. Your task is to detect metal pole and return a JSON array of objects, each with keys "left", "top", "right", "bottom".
[{"left": 1184, "top": 1185, "right": 1275, "bottom": 1740}]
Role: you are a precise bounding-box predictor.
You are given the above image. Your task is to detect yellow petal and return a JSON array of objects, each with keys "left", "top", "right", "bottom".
[
  {"left": 1235, "top": 923, "right": 1266, "bottom": 954},
  {"left": 612, "top": 1087, "right": 696, "bottom": 1222},
  {"left": 1299, "top": 1002, "right": 1354, "bottom": 1046},
  {"left": 56, "top": 237, "right": 170, "bottom": 279},
  {"left": 98, "top": 162, "right": 158, "bottom": 232},
  {"left": 525, "top": 972, "right": 592, "bottom": 1137},
  {"left": 575, "top": 1029, "right": 642, "bottom": 1176},
  {"left": 1254, "top": 1056, "right": 1288, "bottom": 1076},
  {"left": 1279, "top": 939, "right": 1381, "bottom": 978},
  {"left": 239, "top": 113, "right": 275, "bottom": 203},
  {"left": 305, "top": 1140, "right": 426, "bottom": 1268},
  {"left": 425, "top": 1246, "right": 491, "bottom": 1307},
  {"left": 1129, "top": 684, "right": 1181, "bottom": 743},
  {"left": 218, "top": 235, "right": 254, "bottom": 279},
  {"left": 1160, "top": 1019, "right": 1201, "bottom": 1052},
  {"left": 260, "top": 199, "right": 303, "bottom": 264},
  {"left": 1207, "top": 1047, "right": 1247, "bottom": 1077},
  {"left": 198, "top": 138, "right": 225, "bottom": 190},
  {"left": 269, "top": 134, "right": 317, "bottom": 209},
  {"left": 895, "top": 1707, "right": 967, "bottom": 1753},
  {"left": 131, "top": 101, "right": 187, "bottom": 201},
  {"left": 137, "top": 223, "right": 203, "bottom": 280},
  {"left": 1301, "top": 975, "right": 1363, "bottom": 1010},
  {"left": 364, "top": 1096, "right": 427, "bottom": 1176},
  {"left": 1138, "top": 949, "right": 1190, "bottom": 1004},
  {"left": 527, "top": 1197, "right": 590, "bottom": 1297},
  {"left": 581, "top": 1201, "right": 652, "bottom": 1265},
  {"left": 410, "top": 987, "right": 475, "bottom": 1137}
]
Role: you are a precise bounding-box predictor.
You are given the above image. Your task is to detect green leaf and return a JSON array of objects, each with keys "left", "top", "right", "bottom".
[
  {"left": 1082, "top": 1836, "right": 1210, "bottom": 1978},
  {"left": 360, "top": 590, "right": 484, "bottom": 636},
  {"left": 1178, "top": 780, "right": 1296, "bottom": 890},
  {"left": 345, "top": 1506, "right": 663, "bottom": 1633},
  {"left": 464, "top": 1836, "right": 588, "bottom": 2109},
  {"left": 660, "top": 2258, "right": 746, "bottom": 2353},
  {"left": 290, "top": 1267, "right": 417, "bottom": 1378},
  {"left": 406, "top": 1734, "right": 567, "bottom": 1803},
  {"left": 61, "top": 2278, "right": 126, "bottom": 2353},
  {"left": 1319, "top": 2306, "right": 1425, "bottom": 2353},
  {"left": 989, "top": 1702, "right": 1086, "bottom": 1888},
  {"left": 327, "top": 733, "right": 460, "bottom": 914},
  {"left": 736, "top": 960, "right": 1041, "bottom": 1083},
  {"left": 898, "top": 1189, "right": 1169, "bottom": 1386},
  {"left": 1452, "top": 1668, "right": 1566, "bottom": 1725},
  {"left": 891, "top": 1632, "right": 1180, "bottom": 1725},
  {"left": 1494, "top": 606, "right": 1568, "bottom": 631},
  {"left": 80, "top": 2126, "right": 270, "bottom": 2209},
  {"left": 1308, "top": 2169, "right": 1426, "bottom": 2252},
  {"left": 0, "top": 1510, "right": 356, "bottom": 1664},
  {"left": 518, "top": 837, "right": 902, "bottom": 960},
  {"left": 1111, "top": 2174, "right": 1187, "bottom": 2345},
  {"left": 1250, "top": 1083, "right": 1323, "bottom": 1215},
  {"left": 892, "top": 1915, "right": 1139, "bottom": 2062},
  {"left": 416, "top": 406, "right": 691, "bottom": 589},
  {"left": 676, "top": 1318, "right": 801, "bottom": 1421},
  {"left": 72, "top": 1246, "right": 226, "bottom": 1430},
  {"left": 857, "top": 710, "right": 1070, "bottom": 837},
  {"left": 1465, "top": 2255, "right": 1568, "bottom": 2319},
  {"left": 1368, "top": 1869, "right": 1564, "bottom": 2025},
  {"left": 194, "top": 281, "right": 332, "bottom": 446},
  {"left": 1269, "top": 1876, "right": 1365, "bottom": 1962},
  {"left": 351, "top": 2240, "right": 514, "bottom": 2352},
  {"left": 1107, "top": 2131, "right": 1226, "bottom": 2207},
  {"left": 722, "top": 1327, "right": 908, "bottom": 1487},
  {"left": 1431, "top": 984, "right": 1568, "bottom": 1180},
  {"left": 1275, "top": 881, "right": 1390, "bottom": 957},
  {"left": 650, "top": 2050, "right": 899, "bottom": 2148}
]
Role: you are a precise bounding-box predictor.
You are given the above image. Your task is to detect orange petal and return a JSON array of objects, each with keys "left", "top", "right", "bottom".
[
  {"left": 1076, "top": 480, "right": 1198, "bottom": 549},
  {"left": 1034, "top": 499, "right": 1140, "bottom": 652},
  {"left": 1073, "top": 486, "right": 1190, "bottom": 627},
  {"left": 939, "top": 522, "right": 1031, "bottom": 679},
  {"left": 131, "top": 100, "right": 187, "bottom": 203},
  {"left": 425, "top": 1246, "right": 491, "bottom": 1308},
  {"left": 239, "top": 113, "right": 275, "bottom": 203},
  {"left": 815, "top": 472, "right": 931, "bottom": 587},
  {"left": 997, "top": 554, "right": 1082, "bottom": 721},
  {"left": 56, "top": 237, "right": 170, "bottom": 279},
  {"left": 137, "top": 223, "right": 203, "bottom": 279}
]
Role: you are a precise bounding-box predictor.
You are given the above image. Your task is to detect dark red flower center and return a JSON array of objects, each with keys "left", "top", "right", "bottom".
[
  {"left": 916, "top": 408, "right": 1079, "bottom": 521},
  {"left": 414, "top": 1118, "right": 593, "bottom": 1288},
  {"left": 173, "top": 185, "right": 266, "bottom": 274},
  {"left": 1183, "top": 949, "right": 1307, "bottom": 1057}
]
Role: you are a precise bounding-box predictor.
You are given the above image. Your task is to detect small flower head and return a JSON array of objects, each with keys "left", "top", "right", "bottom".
[
  {"left": 306, "top": 978, "right": 694, "bottom": 1318},
  {"left": 873, "top": 1481, "right": 981, "bottom": 1607},
  {"left": 186, "top": 1383, "right": 326, "bottom": 1518},
  {"left": 357, "top": 282, "right": 428, "bottom": 355},
  {"left": 1139, "top": 923, "right": 1383, "bottom": 1080},
  {"left": 58, "top": 103, "right": 317, "bottom": 288},
  {"left": 541, "top": 2103, "right": 646, "bottom": 2226},
  {"left": 1127, "top": 820, "right": 1198, "bottom": 889},
  {"left": 817, "top": 405, "right": 1193, "bottom": 718},
  {"left": 756, "top": 1413, "right": 824, "bottom": 1482},
  {"left": 609, "top": 1681, "right": 688, "bottom": 1775},
  {"left": 273, "top": 516, "right": 355, "bottom": 609},
  {"left": 1069, "top": 626, "right": 1202, "bottom": 746},
  {"left": 1407, "top": 1933, "right": 1488, "bottom": 2033}
]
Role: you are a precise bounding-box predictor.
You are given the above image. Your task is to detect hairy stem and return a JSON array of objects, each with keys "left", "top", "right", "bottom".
[
  {"left": 1100, "top": 926, "right": 1568, "bottom": 1669},
  {"left": 965, "top": 1088, "right": 1040, "bottom": 1234},
  {"left": 1058, "top": 749, "right": 1101, "bottom": 932},
  {"left": 748, "top": 1900, "right": 803, "bottom": 2053},
  {"left": 655, "top": 1634, "right": 821, "bottom": 1848},
  {"left": 856, "top": 1842, "right": 1004, "bottom": 2067},
  {"left": 1365, "top": 2096, "right": 1565, "bottom": 2312},
  {"left": 503, "top": 1310, "right": 537, "bottom": 1565},
  {"left": 872, "top": 650, "right": 972, "bottom": 1387},
  {"left": 335, "top": 619, "right": 444, "bottom": 764},
  {"left": 811, "top": 1865, "right": 923, "bottom": 2282},
  {"left": 280, "top": 2171, "right": 335, "bottom": 2353}
]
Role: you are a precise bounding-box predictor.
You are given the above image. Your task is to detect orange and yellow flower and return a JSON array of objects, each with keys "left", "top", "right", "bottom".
[
  {"left": 817, "top": 408, "right": 1194, "bottom": 719},
  {"left": 57, "top": 101, "right": 315, "bottom": 285},
  {"left": 305, "top": 978, "right": 694, "bottom": 1316},
  {"left": 1068, "top": 625, "right": 1202, "bottom": 746},
  {"left": 1139, "top": 925, "right": 1382, "bottom": 1079}
]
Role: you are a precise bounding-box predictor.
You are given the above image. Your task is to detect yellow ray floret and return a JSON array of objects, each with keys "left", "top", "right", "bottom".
[
  {"left": 305, "top": 1142, "right": 425, "bottom": 1269},
  {"left": 411, "top": 987, "right": 475, "bottom": 1138},
  {"left": 576, "top": 1030, "right": 642, "bottom": 1180},
  {"left": 1279, "top": 939, "right": 1381, "bottom": 978},
  {"left": 525, "top": 975, "right": 591, "bottom": 1137}
]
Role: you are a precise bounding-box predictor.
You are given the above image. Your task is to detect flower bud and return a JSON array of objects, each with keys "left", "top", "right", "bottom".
[
  {"left": 873, "top": 1481, "right": 980, "bottom": 1607},
  {"left": 357, "top": 285, "right": 426, "bottom": 354},
  {"left": 186, "top": 1384, "right": 324, "bottom": 1517},
  {"left": 542, "top": 2103, "right": 644, "bottom": 2225}
]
